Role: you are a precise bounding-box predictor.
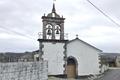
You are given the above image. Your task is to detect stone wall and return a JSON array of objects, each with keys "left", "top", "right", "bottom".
[{"left": 0, "top": 61, "right": 48, "bottom": 80}]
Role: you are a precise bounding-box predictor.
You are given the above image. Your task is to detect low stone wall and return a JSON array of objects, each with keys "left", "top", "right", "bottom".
[{"left": 0, "top": 61, "right": 48, "bottom": 80}]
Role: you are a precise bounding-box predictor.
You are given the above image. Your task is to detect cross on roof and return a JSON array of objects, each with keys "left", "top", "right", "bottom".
[{"left": 76, "top": 34, "right": 79, "bottom": 39}]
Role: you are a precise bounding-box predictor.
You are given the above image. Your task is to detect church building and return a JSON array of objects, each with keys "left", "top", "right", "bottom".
[{"left": 38, "top": 3, "right": 102, "bottom": 78}]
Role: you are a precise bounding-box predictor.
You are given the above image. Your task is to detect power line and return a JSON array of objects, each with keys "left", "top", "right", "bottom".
[
  {"left": 0, "top": 25, "right": 33, "bottom": 39},
  {"left": 86, "top": 0, "right": 120, "bottom": 27}
]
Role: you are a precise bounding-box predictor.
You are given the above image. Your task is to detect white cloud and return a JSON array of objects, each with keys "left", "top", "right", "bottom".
[{"left": 0, "top": 0, "right": 120, "bottom": 52}]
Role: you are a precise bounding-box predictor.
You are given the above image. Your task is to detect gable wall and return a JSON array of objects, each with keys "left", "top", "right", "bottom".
[{"left": 67, "top": 39, "right": 101, "bottom": 76}]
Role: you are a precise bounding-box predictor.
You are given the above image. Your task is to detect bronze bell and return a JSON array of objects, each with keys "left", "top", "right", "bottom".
[
  {"left": 47, "top": 29, "right": 52, "bottom": 35},
  {"left": 56, "top": 30, "right": 59, "bottom": 34}
]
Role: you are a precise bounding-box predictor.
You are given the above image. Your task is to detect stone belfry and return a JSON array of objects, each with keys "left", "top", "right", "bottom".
[
  {"left": 38, "top": 2, "right": 68, "bottom": 75},
  {"left": 42, "top": 3, "right": 65, "bottom": 40},
  {"left": 38, "top": 2, "right": 68, "bottom": 56}
]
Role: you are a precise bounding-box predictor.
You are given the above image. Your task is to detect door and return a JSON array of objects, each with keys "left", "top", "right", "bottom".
[{"left": 67, "top": 57, "right": 77, "bottom": 78}]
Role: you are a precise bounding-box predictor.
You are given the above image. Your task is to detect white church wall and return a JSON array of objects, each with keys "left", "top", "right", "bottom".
[
  {"left": 0, "top": 61, "right": 48, "bottom": 80},
  {"left": 67, "top": 39, "right": 101, "bottom": 76},
  {"left": 42, "top": 42, "right": 65, "bottom": 75}
]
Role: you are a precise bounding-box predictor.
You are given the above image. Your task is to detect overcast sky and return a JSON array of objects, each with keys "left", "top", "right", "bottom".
[{"left": 0, "top": 0, "right": 120, "bottom": 53}]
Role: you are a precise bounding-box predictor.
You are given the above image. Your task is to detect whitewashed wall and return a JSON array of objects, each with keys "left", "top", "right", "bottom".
[
  {"left": 42, "top": 42, "right": 65, "bottom": 75},
  {"left": 67, "top": 39, "right": 101, "bottom": 76},
  {"left": 0, "top": 61, "right": 48, "bottom": 80}
]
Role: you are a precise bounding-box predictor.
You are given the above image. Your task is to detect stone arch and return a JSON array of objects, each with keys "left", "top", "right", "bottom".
[
  {"left": 66, "top": 56, "right": 78, "bottom": 78},
  {"left": 45, "top": 24, "right": 53, "bottom": 39},
  {"left": 55, "top": 25, "right": 61, "bottom": 39}
]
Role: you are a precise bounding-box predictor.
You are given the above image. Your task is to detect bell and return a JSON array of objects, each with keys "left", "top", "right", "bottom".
[
  {"left": 56, "top": 30, "right": 59, "bottom": 34},
  {"left": 47, "top": 29, "right": 52, "bottom": 35}
]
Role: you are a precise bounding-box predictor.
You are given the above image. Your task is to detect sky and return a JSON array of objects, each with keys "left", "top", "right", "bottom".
[{"left": 0, "top": 0, "right": 120, "bottom": 53}]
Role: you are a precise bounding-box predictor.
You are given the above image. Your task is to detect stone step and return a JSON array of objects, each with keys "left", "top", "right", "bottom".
[{"left": 48, "top": 77, "right": 89, "bottom": 80}]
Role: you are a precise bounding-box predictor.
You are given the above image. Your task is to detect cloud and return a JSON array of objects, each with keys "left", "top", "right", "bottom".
[
  {"left": 78, "top": 25, "right": 120, "bottom": 52},
  {"left": 0, "top": 0, "right": 120, "bottom": 53},
  {"left": 0, "top": 31, "right": 38, "bottom": 52}
]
